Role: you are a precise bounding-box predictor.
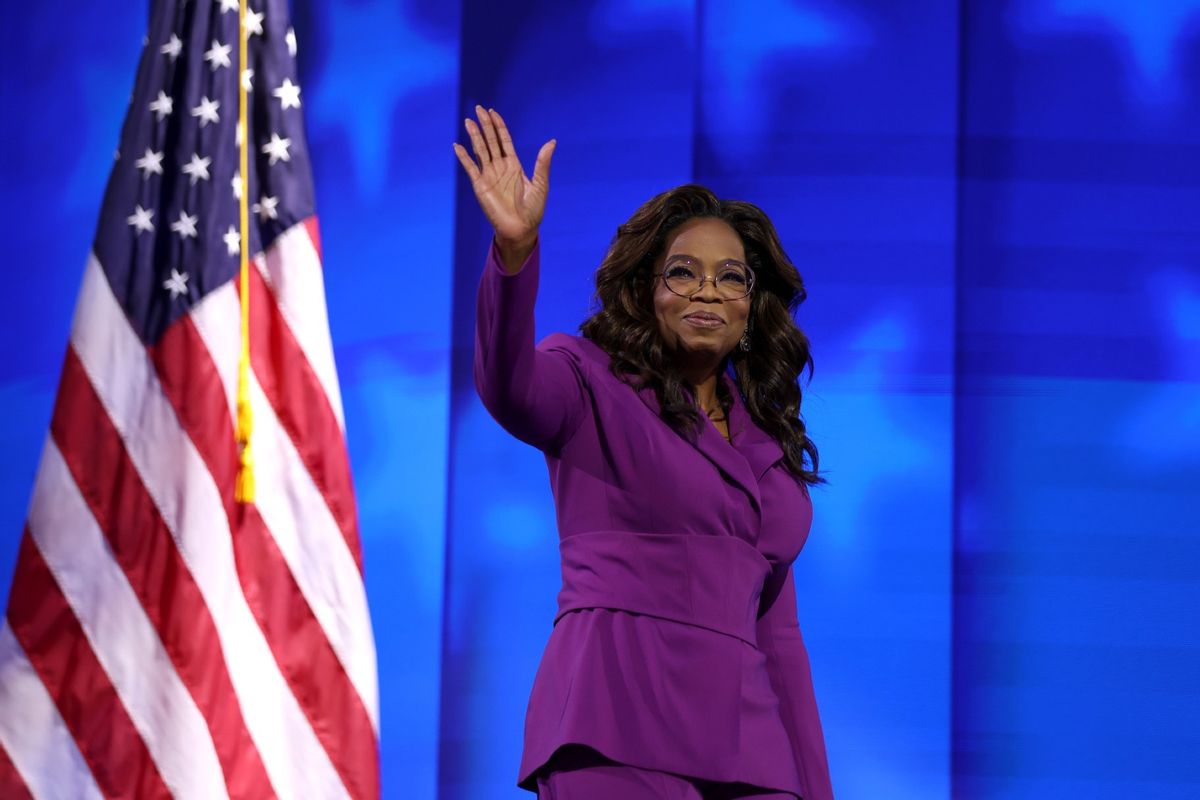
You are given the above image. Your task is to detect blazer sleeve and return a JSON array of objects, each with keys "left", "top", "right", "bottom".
[
  {"left": 474, "top": 238, "right": 588, "bottom": 453},
  {"left": 756, "top": 564, "right": 835, "bottom": 800}
]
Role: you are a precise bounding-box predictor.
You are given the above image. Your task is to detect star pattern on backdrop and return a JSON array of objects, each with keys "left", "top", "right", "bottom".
[
  {"left": 310, "top": 0, "right": 454, "bottom": 196},
  {"left": 700, "top": 0, "right": 867, "bottom": 161},
  {"left": 1017, "top": 0, "right": 1200, "bottom": 103}
]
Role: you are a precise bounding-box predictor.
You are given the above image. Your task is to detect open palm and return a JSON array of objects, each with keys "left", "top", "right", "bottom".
[{"left": 454, "top": 105, "right": 555, "bottom": 247}]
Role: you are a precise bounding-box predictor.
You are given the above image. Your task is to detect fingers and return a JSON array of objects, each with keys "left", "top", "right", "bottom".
[
  {"left": 452, "top": 142, "right": 481, "bottom": 182},
  {"left": 475, "top": 104, "right": 504, "bottom": 160},
  {"left": 464, "top": 117, "right": 491, "bottom": 167},
  {"left": 489, "top": 108, "right": 515, "bottom": 155},
  {"left": 532, "top": 139, "right": 556, "bottom": 189}
]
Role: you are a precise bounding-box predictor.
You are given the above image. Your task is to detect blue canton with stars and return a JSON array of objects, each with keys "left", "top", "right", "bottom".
[{"left": 94, "top": 0, "right": 315, "bottom": 346}]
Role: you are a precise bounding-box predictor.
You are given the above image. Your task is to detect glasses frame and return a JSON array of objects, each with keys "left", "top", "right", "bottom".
[{"left": 654, "top": 264, "right": 756, "bottom": 301}]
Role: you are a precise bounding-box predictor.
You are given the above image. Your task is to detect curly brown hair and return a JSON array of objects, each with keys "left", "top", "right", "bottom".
[{"left": 579, "top": 183, "right": 821, "bottom": 485}]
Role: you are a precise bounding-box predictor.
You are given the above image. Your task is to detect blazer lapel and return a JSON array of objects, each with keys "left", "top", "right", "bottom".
[
  {"left": 725, "top": 376, "right": 785, "bottom": 482},
  {"left": 634, "top": 377, "right": 765, "bottom": 519},
  {"left": 692, "top": 411, "right": 763, "bottom": 518}
]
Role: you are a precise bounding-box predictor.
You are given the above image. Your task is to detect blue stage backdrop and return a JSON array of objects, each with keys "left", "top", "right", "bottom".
[{"left": 0, "top": 2, "right": 1197, "bottom": 799}]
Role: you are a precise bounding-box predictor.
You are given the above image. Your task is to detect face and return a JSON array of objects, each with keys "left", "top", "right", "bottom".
[{"left": 652, "top": 217, "right": 752, "bottom": 367}]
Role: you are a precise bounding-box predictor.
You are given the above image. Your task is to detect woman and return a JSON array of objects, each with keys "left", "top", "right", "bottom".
[{"left": 454, "top": 105, "right": 834, "bottom": 800}]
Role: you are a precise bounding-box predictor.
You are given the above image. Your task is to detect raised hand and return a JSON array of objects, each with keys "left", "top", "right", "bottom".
[{"left": 454, "top": 105, "right": 555, "bottom": 271}]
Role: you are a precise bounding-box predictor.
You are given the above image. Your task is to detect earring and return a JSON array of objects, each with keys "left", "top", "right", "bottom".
[{"left": 739, "top": 329, "right": 751, "bottom": 352}]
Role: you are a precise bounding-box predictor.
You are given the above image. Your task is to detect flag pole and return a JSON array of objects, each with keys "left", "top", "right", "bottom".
[{"left": 235, "top": 0, "right": 255, "bottom": 503}]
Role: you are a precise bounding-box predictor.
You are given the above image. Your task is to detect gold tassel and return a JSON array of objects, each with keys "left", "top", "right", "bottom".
[{"left": 234, "top": 0, "right": 255, "bottom": 503}]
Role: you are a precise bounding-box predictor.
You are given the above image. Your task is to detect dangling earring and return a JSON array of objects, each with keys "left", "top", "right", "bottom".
[{"left": 739, "top": 319, "right": 752, "bottom": 352}]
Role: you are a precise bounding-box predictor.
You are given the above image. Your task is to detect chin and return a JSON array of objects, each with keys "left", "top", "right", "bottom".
[{"left": 674, "top": 334, "right": 729, "bottom": 359}]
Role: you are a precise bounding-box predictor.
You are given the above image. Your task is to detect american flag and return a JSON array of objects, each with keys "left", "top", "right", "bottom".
[{"left": 0, "top": 1, "right": 379, "bottom": 798}]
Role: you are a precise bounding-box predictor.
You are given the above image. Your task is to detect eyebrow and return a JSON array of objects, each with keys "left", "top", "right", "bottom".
[{"left": 664, "top": 254, "right": 750, "bottom": 270}]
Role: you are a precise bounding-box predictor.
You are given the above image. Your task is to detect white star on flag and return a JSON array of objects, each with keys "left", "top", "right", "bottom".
[
  {"left": 223, "top": 225, "right": 241, "bottom": 256},
  {"left": 160, "top": 34, "right": 182, "bottom": 61},
  {"left": 286, "top": 27, "right": 297, "bottom": 56},
  {"left": 219, "top": 0, "right": 239, "bottom": 12},
  {"left": 192, "top": 96, "right": 220, "bottom": 127},
  {"left": 262, "top": 133, "right": 292, "bottom": 165},
  {"left": 232, "top": 173, "right": 243, "bottom": 199},
  {"left": 242, "top": 69, "right": 255, "bottom": 92},
  {"left": 181, "top": 153, "right": 212, "bottom": 184},
  {"left": 134, "top": 148, "right": 164, "bottom": 177},
  {"left": 149, "top": 91, "right": 173, "bottom": 121},
  {"left": 162, "top": 268, "right": 189, "bottom": 298},
  {"left": 253, "top": 195, "right": 279, "bottom": 221},
  {"left": 170, "top": 211, "right": 199, "bottom": 239},
  {"left": 204, "top": 40, "right": 232, "bottom": 71},
  {"left": 273, "top": 78, "right": 301, "bottom": 110},
  {"left": 243, "top": 10, "right": 264, "bottom": 37},
  {"left": 127, "top": 205, "right": 154, "bottom": 234}
]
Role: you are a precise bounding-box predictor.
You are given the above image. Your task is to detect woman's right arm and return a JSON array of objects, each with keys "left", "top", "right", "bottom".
[
  {"left": 456, "top": 106, "right": 585, "bottom": 452},
  {"left": 474, "top": 237, "right": 586, "bottom": 450}
]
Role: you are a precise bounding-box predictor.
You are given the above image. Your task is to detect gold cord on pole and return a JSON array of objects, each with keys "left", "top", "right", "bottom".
[{"left": 234, "top": 0, "right": 255, "bottom": 503}]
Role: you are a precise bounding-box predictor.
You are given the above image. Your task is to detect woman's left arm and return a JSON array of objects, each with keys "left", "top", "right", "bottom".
[{"left": 756, "top": 564, "right": 836, "bottom": 800}]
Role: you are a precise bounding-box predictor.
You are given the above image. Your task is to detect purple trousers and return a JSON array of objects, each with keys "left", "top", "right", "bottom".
[{"left": 535, "top": 746, "right": 798, "bottom": 800}]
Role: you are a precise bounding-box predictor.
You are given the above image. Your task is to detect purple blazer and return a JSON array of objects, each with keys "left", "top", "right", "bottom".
[{"left": 475, "top": 240, "right": 834, "bottom": 800}]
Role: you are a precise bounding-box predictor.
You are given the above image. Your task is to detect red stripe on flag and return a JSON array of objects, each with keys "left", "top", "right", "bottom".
[
  {"left": 0, "top": 735, "right": 34, "bottom": 800},
  {"left": 304, "top": 216, "right": 322, "bottom": 261},
  {"left": 51, "top": 349, "right": 276, "bottom": 800},
  {"left": 241, "top": 266, "right": 364, "bottom": 573},
  {"left": 235, "top": 503, "right": 379, "bottom": 800},
  {"left": 7, "top": 530, "right": 171, "bottom": 800},
  {"left": 152, "top": 316, "right": 379, "bottom": 800}
]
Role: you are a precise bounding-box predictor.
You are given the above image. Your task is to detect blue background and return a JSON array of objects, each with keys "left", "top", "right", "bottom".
[{"left": 1, "top": 1, "right": 1197, "bottom": 798}]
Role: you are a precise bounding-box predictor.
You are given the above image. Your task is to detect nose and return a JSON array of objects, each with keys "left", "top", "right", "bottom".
[{"left": 689, "top": 276, "right": 723, "bottom": 302}]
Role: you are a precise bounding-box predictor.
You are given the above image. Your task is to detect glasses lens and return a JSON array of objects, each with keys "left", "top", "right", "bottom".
[
  {"left": 661, "top": 266, "right": 753, "bottom": 299},
  {"left": 663, "top": 265, "right": 700, "bottom": 296},
  {"left": 716, "top": 267, "right": 751, "bottom": 299}
]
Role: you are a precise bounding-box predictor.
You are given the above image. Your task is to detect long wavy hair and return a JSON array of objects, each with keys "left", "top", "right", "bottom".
[{"left": 580, "top": 184, "right": 821, "bottom": 485}]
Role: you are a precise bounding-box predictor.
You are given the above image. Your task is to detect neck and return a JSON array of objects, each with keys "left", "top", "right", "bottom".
[{"left": 682, "top": 360, "right": 724, "bottom": 416}]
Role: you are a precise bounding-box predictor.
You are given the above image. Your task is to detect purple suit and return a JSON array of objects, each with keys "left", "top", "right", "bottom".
[{"left": 475, "top": 240, "right": 834, "bottom": 800}]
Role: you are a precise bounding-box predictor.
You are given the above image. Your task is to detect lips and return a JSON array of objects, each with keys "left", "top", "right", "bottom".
[{"left": 682, "top": 311, "right": 725, "bottom": 328}]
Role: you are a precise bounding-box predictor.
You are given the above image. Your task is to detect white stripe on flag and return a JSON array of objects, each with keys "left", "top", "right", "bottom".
[
  {"left": 248, "top": 372, "right": 380, "bottom": 728},
  {"left": 193, "top": 274, "right": 379, "bottom": 731},
  {"left": 0, "top": 621, "right": 104, "bottom": 800},
  {"left": 257, "top": 223, "right": 346, "bottom": 431},
  {"left": 191, "top": 280, "right": 240, "bottom": 429},
  {"left": 72, "top": 255, "right": 349, "bottom": 800},
  {"left": 27, "top": 442, "right": 229, "bottom": 800}
]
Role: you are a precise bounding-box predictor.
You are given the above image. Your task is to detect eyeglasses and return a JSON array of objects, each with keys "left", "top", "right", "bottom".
[{"left": 656, "top": 263, "right": 755, "bottom": 300}]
